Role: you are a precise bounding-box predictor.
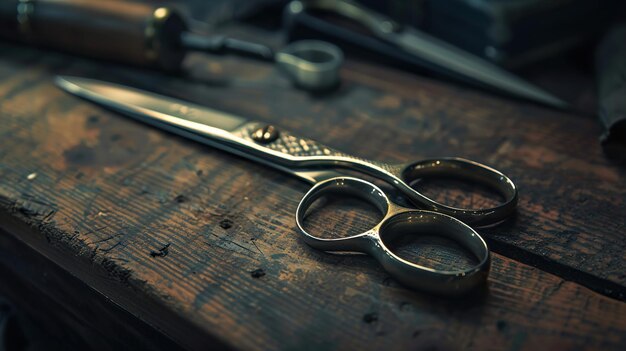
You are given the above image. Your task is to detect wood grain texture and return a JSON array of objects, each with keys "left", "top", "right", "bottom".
[
  {"left": 0, "top": 41, "right": 625, "bottom": 350},
  {"left": 0, "top": 229, "right": 185, "bottom": 351}
]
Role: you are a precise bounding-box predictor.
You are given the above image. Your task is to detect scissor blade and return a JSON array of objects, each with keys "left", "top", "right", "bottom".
[
  {"left": 393, "top": 29, "right": 568, "bottom": 109},
  {"left": 55, "top": 76, "right": 248, "bottom": 133}
]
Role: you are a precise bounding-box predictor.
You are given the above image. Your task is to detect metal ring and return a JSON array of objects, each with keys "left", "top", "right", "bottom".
[
  {"left": 295, "top": 177, "right": 387, "bottom": 252},
  {"left": 275, "top": 40, "right": 343, "bottom": 91},
  {"left": 296, "top": 177, "right": 491, "bottom": 295},
  {"left": 398, "top": 157, "right": 518, "bottom": 227}
]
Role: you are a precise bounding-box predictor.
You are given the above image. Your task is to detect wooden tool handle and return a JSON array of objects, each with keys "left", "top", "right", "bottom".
[{"left": 0, "top": 0, "right": 187, "bottom": 70}]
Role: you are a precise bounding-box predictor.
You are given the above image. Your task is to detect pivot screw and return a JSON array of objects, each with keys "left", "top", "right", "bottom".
[{"left": 251, "top": 125, "right": 279, "bottom": 144}]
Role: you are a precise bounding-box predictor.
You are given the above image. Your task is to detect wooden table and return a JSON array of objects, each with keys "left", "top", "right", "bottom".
[{"left": 1, "top": 32, "right": 625, "bottom": 350}]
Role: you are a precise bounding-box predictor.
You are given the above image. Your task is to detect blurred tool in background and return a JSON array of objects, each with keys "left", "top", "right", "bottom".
[
  {"left": 0, "top": 0, "right": 343, "bottom": 91},
  {"left": 359, "top": 0, "right": 619, "bottom": 68},
  {"left": 282, "top": 0, "right": 624, "bottom": 158},
  {"left": 595, "top": 25, "right": 626, "bottom": 162},
  {"left": 284, "top": 0, "right": 568, "bottom": 108}
]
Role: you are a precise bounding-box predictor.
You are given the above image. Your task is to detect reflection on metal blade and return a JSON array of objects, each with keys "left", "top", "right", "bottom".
[
  {"left": 395, "top": 29, "right": 568, "bottom": 108},
  {"left": 55, "top": 76, "right": 248, "bottom": 132}
]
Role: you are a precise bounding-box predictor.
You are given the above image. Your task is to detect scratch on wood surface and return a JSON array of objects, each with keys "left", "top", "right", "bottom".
[
  {"left": 83, "top": 226, "right": 110, "bottom": 236},
  {"left": 99, "top": 240, "right": 123, "bottom": 253},
  {"left": 91, "top": 232, "right": 123, "bottom": 245},
  {"left": 10, "top": 196, "right": 58, "bottom": 221},
  {"left": 251, "top": 238, "right": 265, "bottom": 257},
  {"left": 210, "top": 232, "right": 257, "bottom": 256}
]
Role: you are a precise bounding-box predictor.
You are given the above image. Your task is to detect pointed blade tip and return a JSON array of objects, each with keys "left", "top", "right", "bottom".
[{"left": 54, "top": 75, "right": 85, "bottom": 95}]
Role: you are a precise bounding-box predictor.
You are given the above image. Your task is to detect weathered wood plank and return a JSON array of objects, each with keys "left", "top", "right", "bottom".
[
  {"left": 0, "top": 229, "right": 187, "bottom": 351},
  {"left": 0, "top": 42, "right": 625, "bottom": 350}
]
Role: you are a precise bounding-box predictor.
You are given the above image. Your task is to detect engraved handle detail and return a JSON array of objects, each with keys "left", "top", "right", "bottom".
[
  {"left": 232, "top": 122, "right": 401, "bottom": 174},
  {"left": 234, "top": 122, "right": 346, "bottom": 158}
]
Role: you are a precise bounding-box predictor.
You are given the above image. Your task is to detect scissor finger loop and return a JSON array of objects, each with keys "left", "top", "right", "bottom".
[
  {"left": 390, "top": 157, "right": 518, "bottom": 226},
  {"left": 296, "top": 177, "right": 491, "bottom": 295},
  {"left": 295, "top": 176, "right": 388, "bottom": 252}
]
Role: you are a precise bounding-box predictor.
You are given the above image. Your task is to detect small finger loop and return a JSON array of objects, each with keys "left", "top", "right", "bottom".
[
  {"left": 400, "top": 158, "right": 518, "bottom": 226},
  {"left": 295, "top": 177, "right": 389, "bottom": 252}
]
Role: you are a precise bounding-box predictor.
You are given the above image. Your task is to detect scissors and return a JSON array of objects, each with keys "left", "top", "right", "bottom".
[
  {"left": 283, "top": 0, "right": 568, "bottom": 108},
  {"left": 55, "top": 76, "right": 518, "bottom": 295}
]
